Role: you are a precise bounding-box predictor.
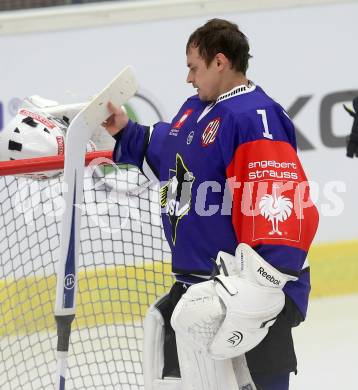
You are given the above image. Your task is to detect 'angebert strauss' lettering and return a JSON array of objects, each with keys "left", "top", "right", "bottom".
[{"left": 248, "top": 160, "right": 298, "bottom": 180}]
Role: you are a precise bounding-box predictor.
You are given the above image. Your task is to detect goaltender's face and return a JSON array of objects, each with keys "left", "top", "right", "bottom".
[{"left": 186, "top": 46, "right": 222, "bottom": 102}]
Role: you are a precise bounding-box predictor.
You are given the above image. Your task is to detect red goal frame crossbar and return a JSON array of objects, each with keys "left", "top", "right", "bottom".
[{"left": 0, "top": 151, "right": 113, "bottom": 176}]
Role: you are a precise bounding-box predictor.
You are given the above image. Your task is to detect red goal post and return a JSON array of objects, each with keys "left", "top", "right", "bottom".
[{"left": 0, "top": 151, "right": 173, "bottom": 390}]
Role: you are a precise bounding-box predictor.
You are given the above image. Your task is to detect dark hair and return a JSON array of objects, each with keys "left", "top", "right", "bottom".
[{"left": 186, "top": 19, "right": 252, "bottom": 74}]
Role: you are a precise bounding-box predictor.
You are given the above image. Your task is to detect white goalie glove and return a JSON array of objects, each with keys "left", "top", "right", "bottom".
[{"left": 171, "top": 243, "right": 297, "bottom": 360}]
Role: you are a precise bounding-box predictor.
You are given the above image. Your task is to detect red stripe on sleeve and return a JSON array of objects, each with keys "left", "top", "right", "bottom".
[{"left": 226, "top": 140, "right": 319, "bottom": 252}]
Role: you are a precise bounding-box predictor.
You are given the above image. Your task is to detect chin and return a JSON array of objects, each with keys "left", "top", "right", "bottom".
[
  {"left": 198, "top": 90, "right": 215, "bottom": 102},
  {"left": 198, "top": 92, "right": 209, "bottom": 102}
]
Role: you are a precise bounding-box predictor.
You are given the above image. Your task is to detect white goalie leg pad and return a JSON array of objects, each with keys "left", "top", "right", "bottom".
[
  {"left": 143, "top": 300, "right": 181, "bottom": 390},
  {"left": 175, "top": 330, "right": 251, "bottom": 390},
  {"left": 232, "top": 355, "right": 257, "bottom": 390},
  {"left": 171, "top": 279, "right": 224, "bottom": 351}
]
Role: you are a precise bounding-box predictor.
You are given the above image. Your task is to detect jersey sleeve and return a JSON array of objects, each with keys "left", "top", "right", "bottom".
[
  {"left": 112, "top": 96, "right": 198, "bottom": 180},
  {"left": 225, "top": 139, "right": 319, "bottom": 264},
  {"left": 220, "top": 108, "right": 319, "bottom": 318},
  {"left": 112, "top": 119, "right": 170, "bottom": 180},
  {"left": 144, "top": 121, "right": 171, "bottom": 180}
]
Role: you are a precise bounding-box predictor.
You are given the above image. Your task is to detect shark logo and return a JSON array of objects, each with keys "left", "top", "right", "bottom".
[{"left": 160, "top": 154, "right": 195, "bottom": 244}]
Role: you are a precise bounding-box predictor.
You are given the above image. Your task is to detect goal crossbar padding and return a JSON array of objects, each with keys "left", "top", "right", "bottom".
[{"left": 0, "top": 150, "right": 112, "bottom": 176}]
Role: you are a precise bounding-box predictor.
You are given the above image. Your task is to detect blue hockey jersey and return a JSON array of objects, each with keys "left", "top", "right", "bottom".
[{"left": 113, "top": 83, "right": 319, "bottom": 318}]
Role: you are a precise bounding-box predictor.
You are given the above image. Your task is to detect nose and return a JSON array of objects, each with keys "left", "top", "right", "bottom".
[{"left": 186, "top": 70, "right": 193, "bottom": 84}]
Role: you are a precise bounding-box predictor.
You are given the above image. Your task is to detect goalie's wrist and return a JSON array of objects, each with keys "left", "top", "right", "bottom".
[
  {"left": 112, "top": 119, "right": 134, "bottom": 140},
  {"left": 238, "top": 244, "right": 297, "bottom": 288}
]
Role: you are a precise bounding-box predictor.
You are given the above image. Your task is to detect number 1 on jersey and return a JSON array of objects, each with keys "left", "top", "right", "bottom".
[{"left": 257, "top": 109, "right": 273, "bottom": 140}]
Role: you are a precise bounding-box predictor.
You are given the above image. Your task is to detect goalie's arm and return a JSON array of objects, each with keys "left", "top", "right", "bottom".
[
  {"left": 217, "top": 112, "right": 319, "bottom": 319},
  {"left": 103, "top": 102, "right": 169, "bottom": 181}
]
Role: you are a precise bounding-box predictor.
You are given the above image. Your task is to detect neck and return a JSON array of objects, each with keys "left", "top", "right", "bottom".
[{"left": 215, "top": 72, "right": 249, "bottom": 100}]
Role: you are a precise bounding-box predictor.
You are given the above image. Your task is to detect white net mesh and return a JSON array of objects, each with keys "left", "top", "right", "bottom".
[{"left": 0, "top": 161, "right": 172, "bottom": 389}]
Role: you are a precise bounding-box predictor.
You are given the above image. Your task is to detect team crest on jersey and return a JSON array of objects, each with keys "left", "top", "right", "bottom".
[
  {"left": 201, "top": 117, "right": 220, "bottom": 146},
  {"left": 160, "top": 154, "right": 195, "bottom": 244},
  {"left": 242, "top": 181, "right": 301, "bottom": 242}
]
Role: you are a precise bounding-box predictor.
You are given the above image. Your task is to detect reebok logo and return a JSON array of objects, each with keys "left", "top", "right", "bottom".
[{"left": 257, "top": 267, "right": 281, "bottom": 286}]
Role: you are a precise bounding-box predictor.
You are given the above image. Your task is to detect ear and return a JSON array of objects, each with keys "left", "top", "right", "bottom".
[{"left": 215, "top": 53, "right": 230, "bottom": 70}]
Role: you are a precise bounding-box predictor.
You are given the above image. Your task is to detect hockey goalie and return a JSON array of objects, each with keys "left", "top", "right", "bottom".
[{"left": 102, "top": 19, "right": 319, "bottom": 390}]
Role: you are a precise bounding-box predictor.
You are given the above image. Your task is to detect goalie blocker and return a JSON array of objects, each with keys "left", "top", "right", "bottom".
[{"left": 144, "top": 244, "right": 302, "bottom": 390}]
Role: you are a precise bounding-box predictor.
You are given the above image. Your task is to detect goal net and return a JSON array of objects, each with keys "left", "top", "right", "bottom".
[{"left": 0, "top": 151, "right": 173, "bottom": 390}]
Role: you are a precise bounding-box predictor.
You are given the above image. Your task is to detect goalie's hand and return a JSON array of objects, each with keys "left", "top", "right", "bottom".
[
  {"left": 102, "top": 102, "right": 129, "bottom": 136},
  {"left": 171, "top": 244, "right": 298, "bottom": 360}
]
